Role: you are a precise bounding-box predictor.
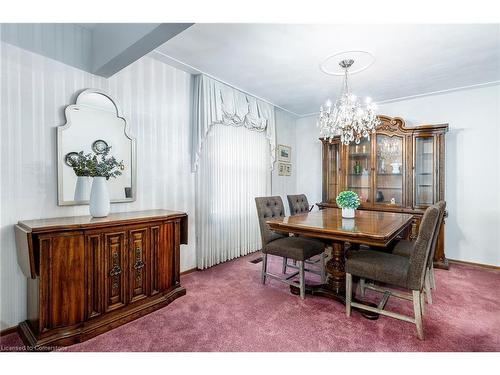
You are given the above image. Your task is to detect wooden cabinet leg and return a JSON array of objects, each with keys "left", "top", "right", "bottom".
[
  {"left": 433, "top": 222, "right": 449, "bottom": 270},
  {"left": 326, "top": 242, "right": 346, "bottom": 294}
]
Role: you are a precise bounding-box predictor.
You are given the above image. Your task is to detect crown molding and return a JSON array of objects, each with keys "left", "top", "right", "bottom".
[
  {"left": 151, "top": 50, "right": 301, "bottom": 118},
  {"left": 377, "top": 80, "right": 500, "bottom": 104},
  {"left": 298, "top": 80, "right": 500, "bottom": 118}
]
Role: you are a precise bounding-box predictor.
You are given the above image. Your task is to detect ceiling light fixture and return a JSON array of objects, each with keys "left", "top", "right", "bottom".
[{"left": 318, "top": 58, "right": 380, "bottom": 145}]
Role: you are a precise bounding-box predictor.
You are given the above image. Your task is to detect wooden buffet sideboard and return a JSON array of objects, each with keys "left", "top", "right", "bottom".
[
  {"left": 15, "top": 209, "right": 188, "bottom": 349},
  {"left": 319, "top": 115, "right": 449, "bottom": 269}
]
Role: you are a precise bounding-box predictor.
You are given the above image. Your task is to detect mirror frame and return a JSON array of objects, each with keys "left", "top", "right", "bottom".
[{"left": 57, "top": 89, "right": 137, "bottom": 206}]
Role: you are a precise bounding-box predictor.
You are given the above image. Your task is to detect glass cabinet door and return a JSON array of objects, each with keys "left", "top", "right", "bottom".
[
  {"left": 415, "top": 136, "right": 435, "bottom": 206},
  {"left": 324, "top": 142, "right": 340, "bottom": 203},
  {"left": 375, "top": 135, "right": 404, "bottom": 206},
  {"left": 347, "top": 138, "right": 371, "bottom": 204}
]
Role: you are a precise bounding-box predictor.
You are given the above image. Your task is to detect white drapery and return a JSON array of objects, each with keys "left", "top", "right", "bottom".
[
  {"left": 195, "top": 126, "right": 271, "bottom": 269},
  {"left": 192, "top": 75, "right": 274, "bottom": 269},
  {"left": 191, "top": 74, "right": 276, "bottom": 172}
]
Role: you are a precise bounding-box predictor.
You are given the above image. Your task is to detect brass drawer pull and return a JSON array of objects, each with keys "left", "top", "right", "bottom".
[
  {"left": 109, "top": 265, "right": 122, "bottom": 277},
  {"left": 134, "top": 260, "right": 145, "bottom": 270}
]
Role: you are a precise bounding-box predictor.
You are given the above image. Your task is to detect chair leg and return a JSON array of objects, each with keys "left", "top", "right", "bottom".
[
  {"left": 261, "top": 253, "right": 267, "bottom": 285},
  {"left": 412, "top": 290, "right": 424, "bottom": 340},
  {"left": 359, "top": 278, "right": 366, "bottom": 298},
  {"left": 425, "top": 272, "right": 433, "bottom": 304},
  {"left": 346, "top": 273, "right": 352, "bottom": 317},
  {"left": 282, "top": 257, "right": 287, "bottom": 274},
  {"left": 320, "top": 252, "right": 326, "bottom": 283},
  {"left": 429, "top": 265, "right": 436, "bottom": 289},
  {"left": 299, "top": 261, "right": 305, "bottom": 299},
  {"left": 420, "top": 290, "right": 425, "bottom": 316}
]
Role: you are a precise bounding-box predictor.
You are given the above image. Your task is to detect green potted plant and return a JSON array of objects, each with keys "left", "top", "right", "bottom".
[
  {"left": 336, "top": 190, "right": 360, "bottom": 219},
  {"left": 72, "top": 147, "right": 124, "bottom": 217}
]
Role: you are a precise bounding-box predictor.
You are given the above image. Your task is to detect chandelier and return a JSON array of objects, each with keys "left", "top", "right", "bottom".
[{"left": 318, "top": 59, "right": 380, "bottom": 145}]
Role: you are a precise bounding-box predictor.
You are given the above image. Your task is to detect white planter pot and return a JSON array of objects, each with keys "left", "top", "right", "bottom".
[
  {"left": 341, "top": 207, "right": 355, "bottom": 219},
  {"left": 89, "top": 177, "right": 110, "bottom": 218},
  {"left": 74, "top": 176, "right": 91, "bottom": 201},
  {"left": 342, "top": 218, "right": 355, "bottom": 231}
]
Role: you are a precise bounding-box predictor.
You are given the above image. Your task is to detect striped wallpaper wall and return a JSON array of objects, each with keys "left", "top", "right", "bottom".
[
  {"left": 0, "top": 42, "right": 196, "bottom": 329},
  {"left": 272, "top": 109, "right": 298, "bottom": 215}
]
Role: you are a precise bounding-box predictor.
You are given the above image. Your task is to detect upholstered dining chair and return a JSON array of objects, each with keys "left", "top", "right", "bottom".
[
  {"left": 345, "top": 204, "right": 441, "bottom": 340},
  {"left": 390, "top": 201, "right": 446, "bottom": 304},
  {"left": 358, "top": 201, "right": 446, "bottom": 305},
  {"left": 255, "top": 196, "right": 326, "bottom": 299},
  {"left": 287, "top": 194, "right": 314, "bottom": 215},
  {"left": 285, "top": 194, "right": 326, "bottom": 277}
]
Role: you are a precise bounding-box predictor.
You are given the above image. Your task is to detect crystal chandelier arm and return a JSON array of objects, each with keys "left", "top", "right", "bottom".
[
  {"left": 341, "top": 68, "right": 350, "bottom": 97},
  {"left": 318, "top": 58, "right": 379, "bottom": 145}
]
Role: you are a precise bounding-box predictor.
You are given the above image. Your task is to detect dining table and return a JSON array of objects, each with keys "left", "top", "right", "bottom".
[{"left": 266, "top": 207, "right": 414, "bottom": 318}]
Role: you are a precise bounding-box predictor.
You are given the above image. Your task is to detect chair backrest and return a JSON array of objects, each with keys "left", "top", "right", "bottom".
[
  {"left": 287, "top": 194, "right": 310, "bottom": 215},
  {"left": 426, "top": 201, "right": 446, "bottom": 270},
  {"left": 406, "top": 204, "right": 440, "bottom": 290},
  {"left": 255, "top": 196, "right": 286, "bottom": 246}
]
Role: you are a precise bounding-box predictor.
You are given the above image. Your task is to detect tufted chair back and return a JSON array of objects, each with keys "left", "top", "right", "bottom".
[
  {"left": 255, "top": 196, "right": 286, "bottom": 246},
  {"left": 287, "top": 194, "right": 310, "bottom": 215},
  {"left": 406, "top": 204, "right": 440, "bottom": 290}
]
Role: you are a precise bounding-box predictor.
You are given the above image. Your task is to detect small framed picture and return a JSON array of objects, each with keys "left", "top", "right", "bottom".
[
  {"left": 277, "top": 144, "right": 291, "bottom": 162},
  {"left": 278, "top": 162, "right": 292, "bottom": 176}
]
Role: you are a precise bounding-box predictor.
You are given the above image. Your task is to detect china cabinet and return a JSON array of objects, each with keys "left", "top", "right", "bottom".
[{"left": 319, "top": 115, "right": 448, "bottom": 268}]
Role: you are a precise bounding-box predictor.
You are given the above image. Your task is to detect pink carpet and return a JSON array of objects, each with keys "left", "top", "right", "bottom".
[{"left": 2, "top": 253, "right": 500, "bottom": 352}]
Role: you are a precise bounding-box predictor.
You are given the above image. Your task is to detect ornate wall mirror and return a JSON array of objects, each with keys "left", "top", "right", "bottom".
[{"left": 57, "top": 89, "right": 137, "bottom": 205}]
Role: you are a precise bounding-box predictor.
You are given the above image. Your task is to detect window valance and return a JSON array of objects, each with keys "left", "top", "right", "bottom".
[{"left": 191, "top": 74, "right": 276, "bottom": 172}]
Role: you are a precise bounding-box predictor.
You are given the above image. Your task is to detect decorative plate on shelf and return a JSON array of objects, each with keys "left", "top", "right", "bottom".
[
  {"left": 92, "top": 139, "right": 109, "bottom": 154},
  {"left": 64, "top": 152, "right": 79, "bottom": 167}
]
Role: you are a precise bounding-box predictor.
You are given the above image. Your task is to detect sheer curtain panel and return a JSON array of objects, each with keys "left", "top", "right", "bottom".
[
  {"left": 195, "top": 125, "right": 271, "bottom": 269},
  {"left": 192, "top": 75, "right": 275, "bottom": 269}
]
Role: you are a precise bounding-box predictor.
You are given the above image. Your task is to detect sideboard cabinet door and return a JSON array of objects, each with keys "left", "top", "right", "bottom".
[
  {"left": 104, "top": 231, "right": 127, "bottom": 312},
  {"left": 128, "top": 227, "right": 150, "bottom": 303},
  {"left": 39, "top": 233, "right": 86, "bottom": 331},
  {"left": 85, "top": 233, "right": 103, "bottom": 319},
  {"left": 155, "top": 221, "right": 180, "bottom": 293},
  {"left": 150, "top": 225, "right": 161, "bottom": 295}
]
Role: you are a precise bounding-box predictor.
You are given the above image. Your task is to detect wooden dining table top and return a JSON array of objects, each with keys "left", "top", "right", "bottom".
[{"left": 266, "top": 208, "right": 414, "bottom": 247}]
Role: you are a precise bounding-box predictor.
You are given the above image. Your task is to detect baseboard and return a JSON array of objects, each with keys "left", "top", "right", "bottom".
[
  {"left": 180, "top": 267, "right": 198, "bottom": 276},
  {"left": 448, "top": 259, "right": 500, "bottom": 271},
  {"left": 0, "top": 325, "right": 18, "bottom": 337}
]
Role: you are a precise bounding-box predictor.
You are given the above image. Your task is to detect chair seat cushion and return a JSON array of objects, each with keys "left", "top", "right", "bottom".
[
  {"left": 264, "top": 236, "right": 325, "bottom": 261},
  {"left": 300, "top": 236, "right": 327, "bottom": 248},
  {"left": 392, "top": 239, "right": 414, "bottom": 257},
  {"left": 346, "top": 250, "right": 410, "bottom": 289}
]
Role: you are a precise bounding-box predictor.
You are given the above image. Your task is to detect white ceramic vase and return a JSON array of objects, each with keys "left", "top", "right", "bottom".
[
  {"left": 341, "top": 207, "right": 355, "bottom": 219},
  {"left": 391, "top": 162, "right": 401, "bottom": 174},
  {"left": 89, "top": 177, "right": 110, "bottom": 218},
  {"left": 74, "top": 176, "right": 91, "bottom": 201}
]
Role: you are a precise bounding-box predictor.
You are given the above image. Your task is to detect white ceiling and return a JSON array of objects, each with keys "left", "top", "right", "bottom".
[
  {"left": 76, "top": 23, "right": 98, "bottom": 30},
  {"left": 155, "top": 24, "right": 500, "bottom": 116}
]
